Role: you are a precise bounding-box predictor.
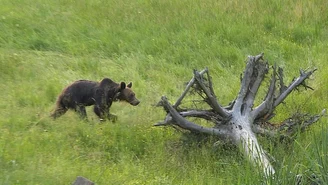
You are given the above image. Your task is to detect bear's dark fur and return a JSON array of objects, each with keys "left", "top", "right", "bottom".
[{"left": 51, "top": 78, "right": 140, "bottom": 121}]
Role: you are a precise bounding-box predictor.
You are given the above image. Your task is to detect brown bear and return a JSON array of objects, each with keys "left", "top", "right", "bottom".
[{"left": 51, "top": 78, "right": 140, "bottom": 121}]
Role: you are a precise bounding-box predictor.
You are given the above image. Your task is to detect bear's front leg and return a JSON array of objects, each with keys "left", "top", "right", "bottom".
[
  {"left": 107, "top": 113, "right": 118, "bottom": 122},
  {"left": 93, "top": 105, "right": 106, "bottom": 121}
]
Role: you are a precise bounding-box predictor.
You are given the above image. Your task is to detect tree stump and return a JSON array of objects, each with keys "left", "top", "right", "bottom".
[
  {"left": 155, "top": 53, "right": 323, "bottom": 177},
  {"left": 72, "top": 176, "right": 94, "bottom": 185}
]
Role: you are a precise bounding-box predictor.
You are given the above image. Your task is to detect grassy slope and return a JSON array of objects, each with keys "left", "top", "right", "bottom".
[{"left": 0, "top": 0, "right": 328, "bottom": 184}]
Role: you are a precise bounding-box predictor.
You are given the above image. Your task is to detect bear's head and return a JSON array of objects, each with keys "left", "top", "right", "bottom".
[{"left": 116, "top": 82, "right": 140, "bottom": 106}]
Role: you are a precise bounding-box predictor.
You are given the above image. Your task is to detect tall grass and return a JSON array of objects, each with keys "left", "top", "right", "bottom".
[{"left": 0, "top": 0, "right": 328, "bottom": 184}]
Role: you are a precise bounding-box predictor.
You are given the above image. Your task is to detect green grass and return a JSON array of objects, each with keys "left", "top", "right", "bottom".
[{"left": 0, "top": 0, "right": 328, "bottom": 184}]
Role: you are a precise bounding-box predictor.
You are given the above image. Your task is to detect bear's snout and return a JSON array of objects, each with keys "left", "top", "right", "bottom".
[{"left": 130, "top": 100, "right": 140, "bottom": 106}]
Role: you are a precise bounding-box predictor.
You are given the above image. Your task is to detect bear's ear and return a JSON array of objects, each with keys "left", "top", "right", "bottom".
[
  {"left": 120, "top": 82, "right": 126, "bottom": 90},
  {"left": 127, "top": 82, "right": 132, "bottom": 88}
]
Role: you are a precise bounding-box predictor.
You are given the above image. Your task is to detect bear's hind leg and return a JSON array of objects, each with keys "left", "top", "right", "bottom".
[{"left": 76, "top": 105, "right": 87, "bottom": 120}]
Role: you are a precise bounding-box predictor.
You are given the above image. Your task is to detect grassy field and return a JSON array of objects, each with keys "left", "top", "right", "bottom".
[{"left": 0, "top": 0, "right": 328, "bottom": 184}]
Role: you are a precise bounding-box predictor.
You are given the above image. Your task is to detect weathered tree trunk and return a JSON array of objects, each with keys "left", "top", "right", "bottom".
[
  {"left": 231, "top": 115, "right": 274, "bottom": 175},
  {"left": 155, "top": 53, "right": 322, "bottom": 177}
]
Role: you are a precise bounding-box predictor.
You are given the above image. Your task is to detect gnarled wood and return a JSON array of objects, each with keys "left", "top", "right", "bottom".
[{"left": 155, "top": 53, "right": 321, "bottom": 177}]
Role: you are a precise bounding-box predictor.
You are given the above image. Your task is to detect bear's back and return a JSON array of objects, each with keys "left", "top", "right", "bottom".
[{"left": 62, "top": 80, "right": 99, "bottom": 105}]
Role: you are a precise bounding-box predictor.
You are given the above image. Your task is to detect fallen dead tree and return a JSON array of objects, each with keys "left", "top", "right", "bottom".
[{"left": 155, "top": 53, "right": 324, "bottom": 177}]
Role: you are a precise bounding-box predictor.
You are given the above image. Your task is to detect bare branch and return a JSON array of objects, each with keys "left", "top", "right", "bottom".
[
  {"left": 154, "top": 114, "right": 173, "bottom": 126},
  {"left": 244, "top": 60, "right": 269, "bottom": 113},
  {"left": 252, "top": 64, "right": 277, "bottom": 120},
  {"left": 252, "top": 124, "right": 278, "bottom": 138},
  {"left": 179, "top": 110, "right": 223, "bottom": 122},
  {"left": 158, "top": 96, "right": 232, "bottom": 139},
  {"left": 224, "top": 100, "right": 236, "bottom": 110},
  {"left": 254, "top": 52, "right": 264, "bottom": 61},
  {"left": 277, "top": 67, "right": 287, "bottom": 95},
  {"left": 252, "top": 109, "right": 326, "bottom": 139},
  {"left": 193, "top": 70, "right": 230, "bottom": 118},
  {"left": 234, "top": 55, "right": 256, "bottom": 111},
  {"left": 154, "top": 109, "right": 224, "bottom": 127},
  {"left": 277, "top": 109, "right": 326, "bottom": 134},
  {"left": 205, "top": 68, "right": 216, "bottom": 97},
  {"left": 234, "top": 53, "right": 266, "bottom": 115},
  {"left": 273, "top": 68, "right": 317, "bottom": 108},
  {"left": 173, "top": 69, "right": 207, "bottom": 108}
]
